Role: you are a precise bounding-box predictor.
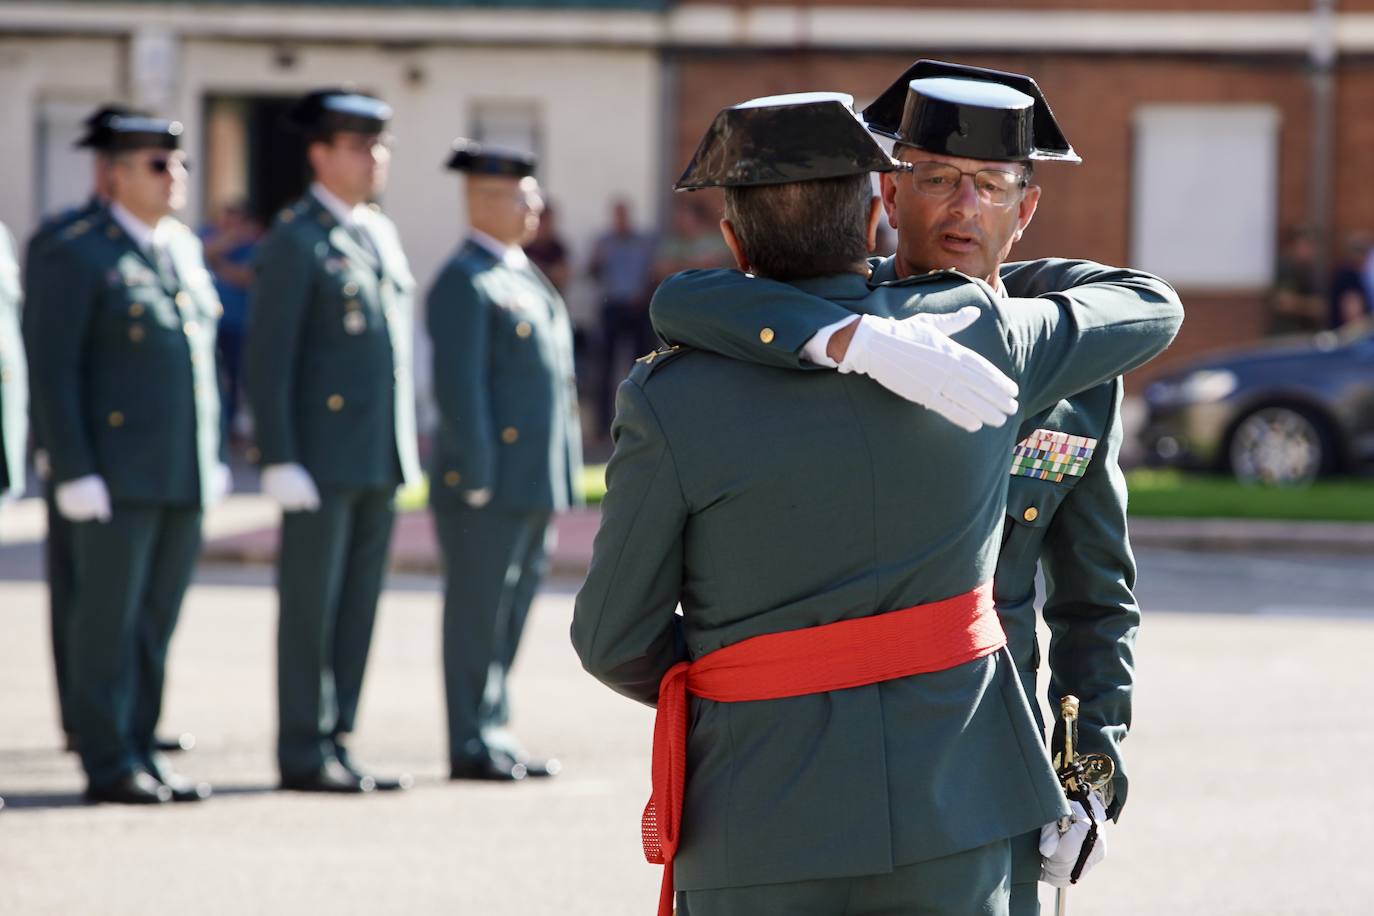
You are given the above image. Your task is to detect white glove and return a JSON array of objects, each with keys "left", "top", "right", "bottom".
[
  {"left": 463, "top": 487, "right": 493, "bottom": 508},
  {"left": 261, "top": 463, "right": 320, "bottom": 512},
  {"left": 55, "top": 474, "right": 112, "bottom": 522},
  {"left": 837, "top": 308, "right": 1019, "bottom": 432},
  {"left": 1039, "top": 791, "right": 1108, "bottom": 887},
  {"left": 210, "top": 462, "right": 233, "bottom": 505}
]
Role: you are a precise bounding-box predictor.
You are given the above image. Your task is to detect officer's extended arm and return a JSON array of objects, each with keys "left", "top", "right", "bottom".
[
  {"left": 1040, "top": 382, "right": 1138, "bottom": 822},
  {"left": 427, "top": 264, "right": 497, "bottom": 497},
  {"left": 572, "top": 378, "right": 688, "bottom": 706},
  {"left": 1000, "top": 267, "right": 1183, "bottom": 414},
  {"left": 650, "top": 268, "right": 848, "bottom": 368}
]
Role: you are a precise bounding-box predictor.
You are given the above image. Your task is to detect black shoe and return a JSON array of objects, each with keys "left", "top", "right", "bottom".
[
  {"left": 148, "top": 768, "right": 212, "bottom": 802},
  {"left": 335, "top": 745, "right": 413, "bottom": 792},
  {"left": 493, "top": 748, "right": 561, "bottom": 779},
  {"left": 518, "top": 757, "right": 562, "bottom": 778},
  {"left": 450, "top": 755, "right": 527, "bottom": 782},
  {"left": 155, "top": 732, "right": 195, "bottom": 753},
  {"left": 280, "top": 759, "right": 375, "bottom": 794},
  {"left": 85, "top": 771, "right": 173, "bottom": 805}
]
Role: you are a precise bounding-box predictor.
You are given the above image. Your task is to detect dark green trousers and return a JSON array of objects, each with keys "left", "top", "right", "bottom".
[
  {"left": 69, "top": 503, "right": 202, "bottom": 787},
  {"left": 275, "top": 486, "right": 395, "bottom": 775},
  {"left": 1009, "top": 829, "right": 1042, "bottom": 915},
  {"left": 44, "top": 480, "right": 76, "bottom": 737},
  {"left": 433, "top": 505, "right": 550, "bottom": 764},
  {"left": 679, "top": 839, "right": 1012, "bottom": 916}
]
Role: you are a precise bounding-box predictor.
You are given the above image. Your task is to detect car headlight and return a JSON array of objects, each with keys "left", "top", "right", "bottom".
[{"left": 1147, "top": 369, "right": 1238, "bottom": 407}]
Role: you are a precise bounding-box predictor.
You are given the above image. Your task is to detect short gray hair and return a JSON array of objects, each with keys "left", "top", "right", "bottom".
[{"left": 722, "top": 173, "right": 873, "bottom": 281}]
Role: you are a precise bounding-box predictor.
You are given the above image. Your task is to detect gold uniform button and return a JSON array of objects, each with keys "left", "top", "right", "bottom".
[
  {"left": 1023, "top": 507, "right": 1039, "bottom": 523},
  {"left": 108, "top": 411, "right": 124, "bottom": 428},
  {"left": 279, "top": 209, "right": 296, "bottom": 224},
  {"left": 175, "top": 291, "right": 191, "bottom": 309},
  {"left": 759, "top": 327, "right": 776, "bottom": 344},
  {"left": 501, "top": 426, "right": 519, "bottom": 444},
  {"left": 345, "top": 299, "right": 360, "bottom": 311},
  {"left": 443, "top": 470, "right": 461, "bottom": 487},
  {"left": 327, "top": 394, "right": 345, "bottom": 411},
  {"left": 515, "top": 321, "right": 532, "bottom": 339},
  {"left": 129, "top": 303, "right": 145, "bottom": 318},
  {"left": 106, "top": 225, "right": 120, "bottom": 239},
  {"left": 343, "top": 281, "right": 359, "bottom": 297},
  {"left": 128, "top": 325, "right": 145, "bottom": 343}
]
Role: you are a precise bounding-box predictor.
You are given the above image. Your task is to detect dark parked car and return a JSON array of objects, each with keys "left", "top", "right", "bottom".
[{"left": 1142, "top": 320, "right": 1374, "bottom": 484}]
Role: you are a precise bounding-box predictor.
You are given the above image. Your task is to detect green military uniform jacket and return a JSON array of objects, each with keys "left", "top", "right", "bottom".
[
  {"left": 21, "top": 198, "right": 102, "bottom": 460},
  {"left": 574, "top": 268, "right": 1182, "bottom": 891},
  {"left": 246, "top": 193, "right": 421, "bottom": 490},
  {"left": 26, "top": 208, "right": 222, "bottom": 505},
  {"left": 652, "top": 258, "right": 1160, "bottom": 819},
  {"left": 427, "top": 239, "right": 582, "bottom": 513},
  {"left": 0, "top": 222, "right": 26, "bottom": 495}
]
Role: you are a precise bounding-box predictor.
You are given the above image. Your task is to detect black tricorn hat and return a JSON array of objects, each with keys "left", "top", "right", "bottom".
[
  {"left": 286, "top": 88, "right": 392, "bottom": 137},
  {"left": 863, "top": 60, "right": 1080, "bottom": 164},
  {"left": 675, "top": 91, "right": 910, "bottom": 191},
  {"left": 446, "top": 139, "right": 537, "bottom": 178},
  {"left": 75, "top": 104, "right": 149, "bottom": 150},
  {"left": 103, "top": 116, "right": 184, "bottom": 153}
]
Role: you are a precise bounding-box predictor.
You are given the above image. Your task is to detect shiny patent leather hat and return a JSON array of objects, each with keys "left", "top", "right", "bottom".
[
  {"left": 863, "top": 60, "right": 1080, "bottom": 163},
  {"left": 675, "top": 91, "right": 911, "bottom": 190}
]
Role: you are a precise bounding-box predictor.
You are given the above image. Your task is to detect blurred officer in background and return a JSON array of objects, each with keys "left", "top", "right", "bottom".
[
  {"left": 0, "top": 221, "right": 25, "bottom": 507},
  {"left": 428, "top": 140, "right": 582, "bottom": 781},
  {"left": 22, "top": 104, "right": 193, "bottom": 756},
  {"left": 27, "top": 116, "right": 226, "bottom": 804},
  {"left": 246, "top": 89, "right": 420, "bottom": 794}
]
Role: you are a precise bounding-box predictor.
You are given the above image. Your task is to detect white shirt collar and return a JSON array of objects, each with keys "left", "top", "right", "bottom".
[
  {"left": 110, "top": 202, "right": 170, "bottom": 252},
  {"left": 469, "top": 228, "right": 529, "bottom": 270},
  {"left": 311, "top": 182, "right": 369, "bottom": 229}
]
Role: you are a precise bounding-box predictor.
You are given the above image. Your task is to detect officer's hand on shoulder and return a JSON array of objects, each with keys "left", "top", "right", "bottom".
[
  {"left": 1039, "top": 790, "right": 1109, "bottom": 887},
  {"left": 261, "top": 463, "right": 320, "bottom": 512},
  {"left": 55, "top": 475, "right": 112, "bottom": 523}
]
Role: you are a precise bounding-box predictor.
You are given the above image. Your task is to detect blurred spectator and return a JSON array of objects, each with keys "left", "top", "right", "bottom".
[
  {"left": 526, "top": 201, "right": 571, "bottom": 294},
  {"left": 200, "top": 201, "right": 261, "bottom": 442},
  {"left": 1265, "top": 227, "right": 1324, "bottom": 336},
  {"left": 653, "top": 197, "right": 731, "bottom": 283},
  {"left": 590, "top": 198, "right": 657, "bottom": 432},
  {"left": 1330, "top": 234, "right": 1373, "bottom": 329}
]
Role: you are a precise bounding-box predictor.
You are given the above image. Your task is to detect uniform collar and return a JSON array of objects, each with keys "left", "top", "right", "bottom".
[
  {"left": 469, "top": 228, "right": 529, "bottom": 270},
  {"left": 870, "top": 254, "right": 1007, "bottom": 295},
  {"left": 787, "top": 271, "right": 872, "bottom": 301},
  {"left": 109, "top": 201, "right": 171, "bottom": 252},
  {"left": 311, "top": 181, "right": 369, "bottom": 229}
]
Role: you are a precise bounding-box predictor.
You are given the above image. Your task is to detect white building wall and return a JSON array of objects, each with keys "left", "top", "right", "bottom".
[{"left": 0, "top": 37, "right": 125, "bottom": 234}]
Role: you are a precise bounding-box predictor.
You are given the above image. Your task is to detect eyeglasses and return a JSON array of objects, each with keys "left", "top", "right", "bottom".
[
  {"left": 147, "top": 157, "right": 190, "bottom": 175},
  {"left": 906, "top": 161, "right": 1027, "bottom": 208}
]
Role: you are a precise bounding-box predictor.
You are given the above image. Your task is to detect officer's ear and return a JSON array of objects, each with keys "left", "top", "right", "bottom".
[
  {"left": 719, "top": 218, "right": 750, "bottom": 273},
  {"left": 864, "top": 196, "right": 882, "bottom": 253}
]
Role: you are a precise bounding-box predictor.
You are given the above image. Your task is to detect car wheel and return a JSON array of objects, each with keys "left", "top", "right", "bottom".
[{"left": 1227, "top": 406, "right": 1330, "bottom": 485}]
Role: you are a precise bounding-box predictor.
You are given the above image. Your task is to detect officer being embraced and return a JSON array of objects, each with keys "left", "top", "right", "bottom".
[
  {"left": 573, "top": 92, "right": 1181, "bottom": 916},
  {"left": 651, "top": 61, "right": 1158, "bottom": 909}
]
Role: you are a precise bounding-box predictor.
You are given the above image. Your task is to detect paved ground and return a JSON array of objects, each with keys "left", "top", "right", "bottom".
[{"left": 2, "top": 529, "right": 1373, "bottom": 913}]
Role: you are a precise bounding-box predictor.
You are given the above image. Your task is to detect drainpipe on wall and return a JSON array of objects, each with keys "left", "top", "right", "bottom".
[{"left": 1310, "top": 0, "right": 1337, "bottom": 297}]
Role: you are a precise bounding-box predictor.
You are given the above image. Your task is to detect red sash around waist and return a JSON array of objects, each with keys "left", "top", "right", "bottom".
[{"left": 642, "top": 582, "right": 1004, "bottom": 916}]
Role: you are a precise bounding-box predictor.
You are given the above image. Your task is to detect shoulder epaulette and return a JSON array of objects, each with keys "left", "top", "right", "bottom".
[
  {"left": 61, "top": 219, "right": 92, "bottom": 241},
  {"left": 628, "top": 345, "right": 689, "bottom": 383}
]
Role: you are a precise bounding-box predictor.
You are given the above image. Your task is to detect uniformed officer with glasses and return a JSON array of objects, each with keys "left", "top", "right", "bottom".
[{"left": 27, "top": 116, "right": 226, "bottom": 805}]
